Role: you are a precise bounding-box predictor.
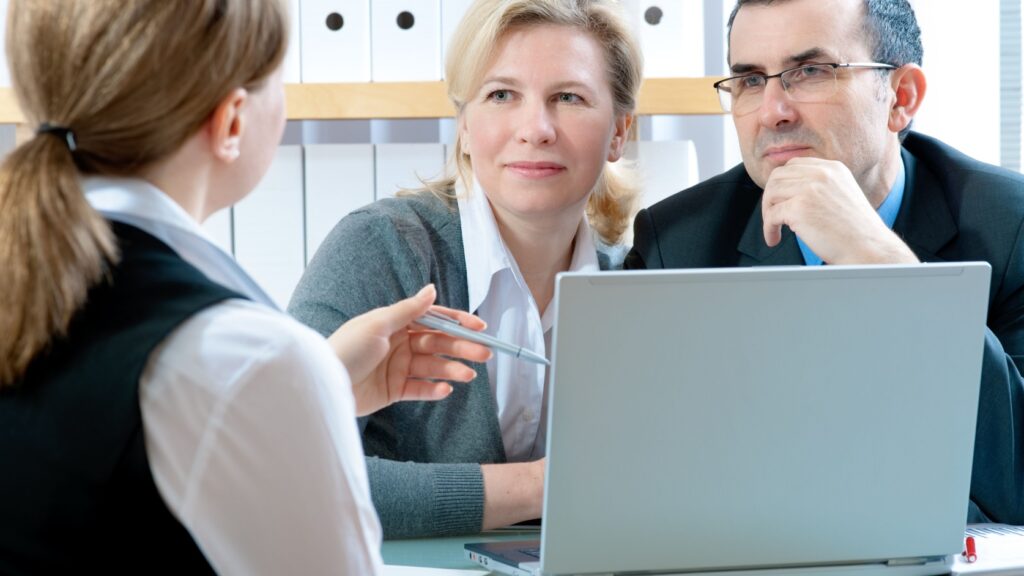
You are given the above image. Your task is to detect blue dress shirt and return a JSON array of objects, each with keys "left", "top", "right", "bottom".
[{"left": 797, "top": 160, "right": 906, "bottom": 266}]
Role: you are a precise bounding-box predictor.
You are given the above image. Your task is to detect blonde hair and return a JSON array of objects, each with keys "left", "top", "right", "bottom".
[
  {"left": 419, "top": 0, "right": 643, "bottom": 245},
  {"left": 0, "top": 0, "right": 287, "bottom": 387}
]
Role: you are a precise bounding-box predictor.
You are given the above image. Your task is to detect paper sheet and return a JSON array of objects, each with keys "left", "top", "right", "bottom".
[{"left": 952, "top": 524, "right": 1024, "bottom": 574}]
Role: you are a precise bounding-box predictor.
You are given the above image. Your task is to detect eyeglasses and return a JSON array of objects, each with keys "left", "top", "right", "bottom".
[{"left": 713, "top": 62, "right": 897, "bottom": 115}]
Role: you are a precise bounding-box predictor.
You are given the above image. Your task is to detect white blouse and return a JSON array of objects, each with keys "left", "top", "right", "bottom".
[
  {"left": 457, "top": 182, "right": 600, "bottom": 463},
  {"left": 85, "top": 177, "right": 383, "bottom": 575}
]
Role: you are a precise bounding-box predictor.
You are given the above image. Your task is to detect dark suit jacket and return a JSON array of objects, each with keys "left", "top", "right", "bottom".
[{"left": 627, "top": 131, "right": 1024, "bottom": 525}]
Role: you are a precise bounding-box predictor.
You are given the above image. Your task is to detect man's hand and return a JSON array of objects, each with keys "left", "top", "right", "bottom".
[
  {"left": 327, "top": 284, "right": 493, "bottom": 416},
  {"left": 761, "top": 157, "right": 918, "bottom": 264}
]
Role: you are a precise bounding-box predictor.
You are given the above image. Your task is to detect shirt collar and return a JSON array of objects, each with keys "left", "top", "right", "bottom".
[
  {"left": 83, "top": 176, "right": 278, "bottom": 308},
  {"left": 458, "top": 178, "right": 600, "bottom": 315},
  {"left": 84, "top": 176, "right": 209, "bottom": 241},
  {"left": 875, "top": 158, "right": 906, "bottom": 230},
  {"left": 459, "top": 178, "right": 514, "bottom": 315},
  {"left": 797, "top": 157, "right": 907, "bottom": 266}
]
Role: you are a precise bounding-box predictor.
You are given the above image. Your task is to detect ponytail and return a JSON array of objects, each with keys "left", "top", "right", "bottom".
[
  {"left": 0, "top": 134, "right": 117, "bottom": 387},
  {"left": 0, "top": 0, "right": 288, "bottom": 387}
]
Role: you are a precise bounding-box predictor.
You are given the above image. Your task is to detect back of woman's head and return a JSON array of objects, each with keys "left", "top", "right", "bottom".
[
  {"left": 0, "top": 0, "right": 287, "bottom": 386},
  {"left": 426, "top": 0, "right": 643, "bottom": 245}
]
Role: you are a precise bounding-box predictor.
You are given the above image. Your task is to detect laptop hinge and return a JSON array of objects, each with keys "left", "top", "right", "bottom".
[{"left": 885, "top": 556, "right": 939, "bottom": 567}]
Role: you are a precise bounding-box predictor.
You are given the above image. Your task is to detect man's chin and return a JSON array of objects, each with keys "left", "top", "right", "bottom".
[{"left": 743, "top": 164, "right": 769, "bottom": 189}]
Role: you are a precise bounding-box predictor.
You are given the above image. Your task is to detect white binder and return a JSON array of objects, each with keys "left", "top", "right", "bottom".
[
  {"left": 371, "top": 0, "right": 442, "bottom": 82},
  {"left": 374, "top": 143, "right": 445, "bottom": 199},
  {"left": 440, "top": 0, "right": 473, "bottom": 77},
  {"left": 283, "top": 0, "right": 301, "bottom": 83},
  {"left": 300, "top": 0, "right": 371, "bottom": 83},
  {"left": 201, "top": 208, "right": 234, "bottom": 256},
  {"left": 624, "top": 139, "right": 699, "bottom": 208},
  {"left": 0, "top": 0, "right": 10, "bottom": 88},
  {"left": 232, "top": 146, "right": 306, "bottom": 309},
  {"left": 722, "top": 114, "right": 743, "bottom": 170},
  {"left": 304, "top": 143, "right": 375, "bottom": 264},
  {"left": 622, "top": 0, "right": 705, "bottom": 78}
]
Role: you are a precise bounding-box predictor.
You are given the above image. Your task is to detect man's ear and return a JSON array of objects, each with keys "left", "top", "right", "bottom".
[
  {"left": 607, "top": 113, "right": 634, "bottom": 162},
  {"left": 889, "top": 64, "right": 926, "bottom": 135},
  {"left": 207, "top": 88, "right": 249, "bottom": 163}
]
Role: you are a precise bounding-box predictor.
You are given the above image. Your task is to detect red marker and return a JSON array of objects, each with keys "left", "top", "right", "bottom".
[{"left": 962, "top": 535, "right": 977, "bottom": 563}]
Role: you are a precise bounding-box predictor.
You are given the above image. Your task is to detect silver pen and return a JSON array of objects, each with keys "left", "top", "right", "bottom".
[{"left": 417, "top": 310, "right": 550, "bottom": 366}]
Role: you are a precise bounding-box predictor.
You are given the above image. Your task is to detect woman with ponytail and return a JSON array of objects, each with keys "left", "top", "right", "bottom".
[
  {"left": 288, "top": 0, "right": 643, "bottom": 539},
  {"left": 0, "top": 1, "right": 489, "bottom": 573}
]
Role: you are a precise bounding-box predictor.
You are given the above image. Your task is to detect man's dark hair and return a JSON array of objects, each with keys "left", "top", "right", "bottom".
[{"left": 726, "top": 0, "right": 923, "bottom": 140}]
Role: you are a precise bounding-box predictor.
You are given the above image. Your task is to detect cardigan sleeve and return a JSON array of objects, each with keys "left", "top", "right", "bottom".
[{"left": 288, "top": 202, "right": 487, "bottom": 538}]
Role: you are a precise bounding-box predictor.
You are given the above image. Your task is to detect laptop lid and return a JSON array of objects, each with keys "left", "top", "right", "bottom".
[{"left": 538, "top": 263, "right": 990, "bottom": 575}]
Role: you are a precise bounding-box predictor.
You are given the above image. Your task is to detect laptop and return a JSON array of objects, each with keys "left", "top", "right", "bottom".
[{"left": 466, "top": 263, "right": 991, "bottom": 576}]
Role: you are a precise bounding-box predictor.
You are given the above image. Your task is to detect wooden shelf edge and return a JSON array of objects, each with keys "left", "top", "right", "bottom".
[
  {"left": 285, "top": 82, "right": 456, "bottom": 120},
  {"left": 638, "top": 77, "right": 724, "bottom": 116},
  {"left": 0, "top": 89, "right": 23, "bottom": 123},
  {"left": 0, "top": 77, "right": 725, "bottom": 124}
]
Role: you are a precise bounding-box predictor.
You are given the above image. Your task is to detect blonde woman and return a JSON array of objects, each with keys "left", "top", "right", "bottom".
[
  {"left": 0, "top": 0, "right": 489, "bottom": 573},
  {"left": 289, "top": 0, "right": 643, "bottom": 538}
]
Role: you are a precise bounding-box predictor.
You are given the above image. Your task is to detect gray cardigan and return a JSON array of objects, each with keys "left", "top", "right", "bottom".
[{"left": 288, "top": 193, "right": 616, "bottom": 538}]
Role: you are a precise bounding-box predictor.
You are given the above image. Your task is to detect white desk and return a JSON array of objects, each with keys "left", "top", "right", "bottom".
[
  {"left": 381, "top": 528, "right": 539, "bottom": 575},
  {"left": 380, "top": 524, "right": 1024, "bottom": 575}
]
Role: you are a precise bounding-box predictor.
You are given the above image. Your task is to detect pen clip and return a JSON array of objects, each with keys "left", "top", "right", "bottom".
[{"left": 424, "top": 309, "right": 461, "bottom": 326}]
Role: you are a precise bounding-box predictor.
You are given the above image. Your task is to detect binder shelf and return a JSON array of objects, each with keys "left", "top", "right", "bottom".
[{"left": 0, "top": 78, "right": 724, "bottom": 123}]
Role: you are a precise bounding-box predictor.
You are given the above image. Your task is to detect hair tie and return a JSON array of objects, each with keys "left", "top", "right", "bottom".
[{"left": 36, "top": 123, "right": 77, "bottom": 152}]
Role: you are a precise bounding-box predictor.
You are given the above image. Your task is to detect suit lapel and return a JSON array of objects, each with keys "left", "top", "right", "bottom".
[{"left": 893, "top": 147, "right": 957, "bottom": 262}]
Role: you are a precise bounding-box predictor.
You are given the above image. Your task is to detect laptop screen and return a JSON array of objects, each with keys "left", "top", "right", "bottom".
[{"left": 539, "top": 264, "right": 989, "bottom": 575}]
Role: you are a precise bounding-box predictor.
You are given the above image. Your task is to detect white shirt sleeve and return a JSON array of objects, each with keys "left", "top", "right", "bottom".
[{"left": 139, "top": 299, "right": 383, "bottom": 575}]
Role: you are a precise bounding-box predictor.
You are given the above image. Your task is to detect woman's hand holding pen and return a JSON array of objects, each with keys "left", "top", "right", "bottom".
[{"left": 328, "top": 284, "right": 493, "bottom": 416}]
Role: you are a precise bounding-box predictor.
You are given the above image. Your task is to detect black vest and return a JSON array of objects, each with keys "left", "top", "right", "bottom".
[{"left": 0, "top": 222, "right": 243, "bottom": 574}]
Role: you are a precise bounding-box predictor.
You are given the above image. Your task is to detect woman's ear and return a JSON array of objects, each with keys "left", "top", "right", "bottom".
[
  {"left": 207, "top": 87, "right": 249, "bottom": 163},
  {"left": 607, "top": 113, "right": 633, "bottom": 162},
  {"left": 889, "top": 64, "right": 926, "bottom": 135},
  {"left": 458, "top": 114, "right": 472, "bottom": 158}
]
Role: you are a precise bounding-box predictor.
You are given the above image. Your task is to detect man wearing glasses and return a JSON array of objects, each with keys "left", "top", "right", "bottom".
[{"left": 626, "top": 0, "right": 1024, "bottom": 525}]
